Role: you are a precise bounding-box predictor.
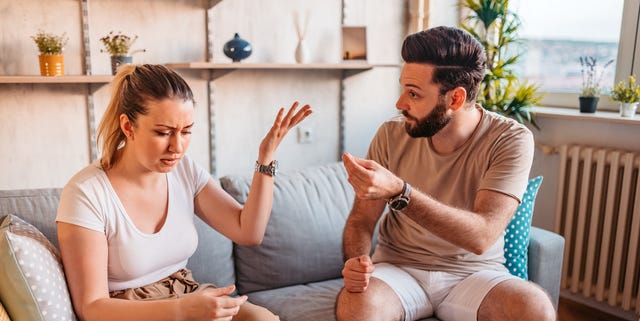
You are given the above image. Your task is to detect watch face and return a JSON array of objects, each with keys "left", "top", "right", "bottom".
[{"left": 391, "top": 199, "right": 408, "bottom": 210}]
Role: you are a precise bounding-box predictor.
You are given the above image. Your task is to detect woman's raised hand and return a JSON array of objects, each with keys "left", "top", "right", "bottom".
[{"left": 258, "top": 101, "right": 312, "bottom": 162}]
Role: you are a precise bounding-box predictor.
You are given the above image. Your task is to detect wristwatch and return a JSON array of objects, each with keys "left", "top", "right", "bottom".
[
  {"left": 255, "top": 160, "right": 278, "bottom": 177},
  {"left": 388, "top": 182, "right": 411, "bottom": 211}
]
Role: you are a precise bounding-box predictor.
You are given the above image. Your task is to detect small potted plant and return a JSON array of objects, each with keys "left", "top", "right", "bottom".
[
  {"left": 100, "top": 31, "right": 145, "bottom": 75},
  {"left": 32, "top": 30, "right": 69, "bottom": 76},
  {"left": 610, "top": 75, "right": 640, "bottom": 117},
  {"left": 578, "top": 56, "right": 614, "bottom": 113}
]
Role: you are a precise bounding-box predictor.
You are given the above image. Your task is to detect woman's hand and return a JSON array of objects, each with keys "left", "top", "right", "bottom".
[
  {"left": 258, "top": 101, "right": 312, "bottom": 163},
  {"left": 179, "top": 285, "right": 247, "bottom": 321}
]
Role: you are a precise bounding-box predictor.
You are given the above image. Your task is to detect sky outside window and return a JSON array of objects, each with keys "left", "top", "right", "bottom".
[{"left": 509, "top": 0, "right": 624, "bottom": 93}]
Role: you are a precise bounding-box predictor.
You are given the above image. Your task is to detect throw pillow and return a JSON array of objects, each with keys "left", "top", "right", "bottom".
[
  {"left": 0, "top": 214, "right": 77, "bottom": 321},
  {"left": 504, "top": 176, "right": 543, "bottom": 280},
  {"left": 0, "top": 301, "right": 10, "bottom": 321}
]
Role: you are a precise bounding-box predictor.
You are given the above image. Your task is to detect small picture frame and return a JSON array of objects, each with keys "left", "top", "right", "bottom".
[{"left": 342, "top": 26, "right": 367, "bottom": 61}]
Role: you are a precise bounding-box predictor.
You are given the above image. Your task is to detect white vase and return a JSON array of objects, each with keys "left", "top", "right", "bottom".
[
  {"left": 619, "top": 102, "right": 638, "bottom": 117},
  {"left": 295, "top": 39, "right": 310, "bottom": 63}
]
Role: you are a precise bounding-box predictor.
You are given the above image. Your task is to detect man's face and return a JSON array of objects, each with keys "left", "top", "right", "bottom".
[{"left": 396, "top": 63, "right": 451, "bottom": 138}]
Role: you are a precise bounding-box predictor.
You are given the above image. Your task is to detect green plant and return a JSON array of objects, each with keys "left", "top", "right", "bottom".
[
  {"left": 100, "top": 31, "right": 144, "bottom": 56},
  {"left": 610, "top": 75, "right": 640, "bottom": 103},
  {"left": 31, "top": 30, "right": 68, "bottom": 55},
  {"left": 459, "top": 0, "right": 542, "bottom": 130},
  {"left": 579, "top": 56, "right": 614, "bottom": 97}
]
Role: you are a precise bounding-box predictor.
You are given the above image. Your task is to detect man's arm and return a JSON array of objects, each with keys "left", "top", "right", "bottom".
[
  {"left": 401, "top": 188, "right": 518, "bottom": 255},
  {"left": 342, "top": 152, "right": 519, "bottom": 255},
  {"left": 342, "top": 198, "right": 387, "bottom": 261},
  {"left": 341, "top": 197, "right": 386, "bottom": 293}
]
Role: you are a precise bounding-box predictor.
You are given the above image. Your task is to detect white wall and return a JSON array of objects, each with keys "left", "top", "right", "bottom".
[{"left": 0, "top": 0, "right": 406, "bottom": 188}]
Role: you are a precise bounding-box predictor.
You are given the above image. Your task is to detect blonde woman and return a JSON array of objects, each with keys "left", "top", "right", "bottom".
[{"left": 56, "top": 64, "right": 312, "bottom": 321}]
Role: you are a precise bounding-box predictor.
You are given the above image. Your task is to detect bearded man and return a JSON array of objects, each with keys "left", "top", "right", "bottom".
[{"left": 335, "top": 26, "right": 555, "bottom": 321}]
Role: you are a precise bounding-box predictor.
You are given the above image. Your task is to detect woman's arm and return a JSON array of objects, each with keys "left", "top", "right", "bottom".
[
  {"left": 57, "top": 223, "right": 245, "bottom": 321},
  {"left": 194, "top": 102, "right": 312, "bottom": 245}
]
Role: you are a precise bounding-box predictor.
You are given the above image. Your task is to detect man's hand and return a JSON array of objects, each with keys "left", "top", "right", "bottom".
[
  {"left": 342, "top": 153, "right": 404, "bottom": 200},
  {"left": 342, "top": 255, "right": 375, "bottom": 293}
]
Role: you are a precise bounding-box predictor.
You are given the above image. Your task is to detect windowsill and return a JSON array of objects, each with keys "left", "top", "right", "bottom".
[{"left": 532, "top": 106, "right": 640, "bottom": 125}]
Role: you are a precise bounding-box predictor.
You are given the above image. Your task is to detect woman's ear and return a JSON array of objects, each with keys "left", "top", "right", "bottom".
[
  {"left": 447, "top": 87, "right": 468, "bottom": 111},
  {"left": 120, "top": 114, "right": 134, "bottom": 140}
]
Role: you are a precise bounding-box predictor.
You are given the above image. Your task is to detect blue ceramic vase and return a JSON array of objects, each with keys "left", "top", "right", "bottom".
[{"left": 223, "top": 33, "right": 252, "bottom": 62}]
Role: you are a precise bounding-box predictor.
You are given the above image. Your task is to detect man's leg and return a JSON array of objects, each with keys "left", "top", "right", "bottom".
[
  {"left": 336, "top": 277, "right": 404, "bottom": 321},
  {"left": 436, "top": 270, "right": 556, "bottom": 321},
  {"left": 477, "top": 279, "right": 556, "bottom": 321}
]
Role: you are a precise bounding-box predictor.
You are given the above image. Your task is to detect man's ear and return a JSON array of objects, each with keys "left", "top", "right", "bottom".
[
  {"left": 447, "top": 87, "right": 468, "bottom": 111},
  {"left": 120, "top": 114, "right": 134, "bottom": 140}
]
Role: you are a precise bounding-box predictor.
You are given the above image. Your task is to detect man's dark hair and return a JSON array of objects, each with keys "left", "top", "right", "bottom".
[{"left": 401, "top": 26, "right": 486, "bottom": 102}]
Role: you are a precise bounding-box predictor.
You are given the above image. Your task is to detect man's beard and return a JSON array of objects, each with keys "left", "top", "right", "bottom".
[{"left": 403, "top": 97, "right": 451, "bottom": 138}]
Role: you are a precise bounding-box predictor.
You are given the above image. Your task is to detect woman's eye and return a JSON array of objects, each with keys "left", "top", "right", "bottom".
[
  {"left": 408, "top": 91, "right": 418, "bottom": 98},
  {"left": 181, "top": 131, "right": 192, "bottom": 135},
  {"left": 155, "top": 131, "right": 171, "bottom": 136}
]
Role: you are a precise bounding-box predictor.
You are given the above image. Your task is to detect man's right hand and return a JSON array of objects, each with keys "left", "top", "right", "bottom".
[{"left": 342, "top": 255, "right": 375, "bottom": 293}]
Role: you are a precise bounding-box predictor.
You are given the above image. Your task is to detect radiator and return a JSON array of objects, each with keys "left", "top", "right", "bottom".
[{"left": 553, "top": 144, "right": 640, "bottom": 314}]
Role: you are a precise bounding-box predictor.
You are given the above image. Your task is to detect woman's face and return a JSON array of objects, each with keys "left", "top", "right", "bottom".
[{"left": 124, "top": 98, "right": 195, "bottom": 173}]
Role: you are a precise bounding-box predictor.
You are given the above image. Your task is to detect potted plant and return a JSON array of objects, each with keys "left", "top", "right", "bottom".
[
  {"left": 578, "top": 56, "right": 614, "bottom": 113},
  {"left": 460, "top": 0, "right": 543, "bottom": 130},
  {"left": 610, "top": 75, "right": 640, "bottom": 117},
  {"left": 100, "top": 31, "right": 145, "bottom": 75},
  {"left": 31, "top": 30, "right": 69, "bottom": 76}
]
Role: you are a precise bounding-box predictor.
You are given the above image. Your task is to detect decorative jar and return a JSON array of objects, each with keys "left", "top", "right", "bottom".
[{"left": 223, "top": 33, "right": 252, "bottom": 62}]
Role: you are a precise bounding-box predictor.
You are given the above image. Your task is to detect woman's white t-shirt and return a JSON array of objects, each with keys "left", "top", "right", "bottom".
[{"left": 56, "top": 156, "right": 210, "bottom": 291}]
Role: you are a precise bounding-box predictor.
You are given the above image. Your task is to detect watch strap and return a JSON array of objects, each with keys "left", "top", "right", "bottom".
[{"left": 255, "top": 160, "right": 278, "bottom": 177}]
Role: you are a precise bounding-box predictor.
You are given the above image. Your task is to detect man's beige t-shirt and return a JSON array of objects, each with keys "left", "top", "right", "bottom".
[{"left": 368, "top": 106, "right": 534, "bottom": 275}]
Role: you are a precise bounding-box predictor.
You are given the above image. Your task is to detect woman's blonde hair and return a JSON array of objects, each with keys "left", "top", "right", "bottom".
[{"left": 97, "top": 64, "right": 194, "bottom": 170}]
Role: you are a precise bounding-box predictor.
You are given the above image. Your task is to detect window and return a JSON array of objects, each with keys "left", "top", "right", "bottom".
[{"left": 510, "top": 0, "right": 639, "bottom": 109}]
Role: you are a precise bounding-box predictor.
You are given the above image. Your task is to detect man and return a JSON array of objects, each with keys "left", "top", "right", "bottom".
[{"left": 335, "top": 26, "right": 555, "bottom": 321}]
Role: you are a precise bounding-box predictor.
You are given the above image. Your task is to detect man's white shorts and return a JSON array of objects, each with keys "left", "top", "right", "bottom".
[{"left": 372, "top": 263, "right": 517, "bottom": 321}]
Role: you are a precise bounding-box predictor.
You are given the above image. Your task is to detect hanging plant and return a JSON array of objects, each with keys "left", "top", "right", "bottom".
[{"left": 460, "top": 0, "right": 543, "bottom": 130}]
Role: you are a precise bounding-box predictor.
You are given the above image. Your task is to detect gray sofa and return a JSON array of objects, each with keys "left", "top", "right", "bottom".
[{"left": 0, "top": 161, "right": 564, "bottom": 321}]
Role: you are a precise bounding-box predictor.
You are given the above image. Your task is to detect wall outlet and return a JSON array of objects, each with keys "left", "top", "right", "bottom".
[{"left": 297, "top": 126, "right": 313, "bottom": 144}]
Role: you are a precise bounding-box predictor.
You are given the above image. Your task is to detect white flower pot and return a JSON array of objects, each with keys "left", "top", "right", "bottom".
[{"left": 619, "top": 102, "right": 638, "bottom": 117}]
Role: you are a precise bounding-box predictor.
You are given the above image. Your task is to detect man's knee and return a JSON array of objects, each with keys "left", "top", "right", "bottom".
[
  {"left": 336, "top": 279, "right": 404, "bottom": 321},
  {"left": 479, "top": 280, "right": 556, "bottom": 321}
]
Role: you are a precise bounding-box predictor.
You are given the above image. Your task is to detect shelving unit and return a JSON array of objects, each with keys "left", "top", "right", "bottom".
[{"left": 0, "top": 75, "right": 112, "bottom": 84}]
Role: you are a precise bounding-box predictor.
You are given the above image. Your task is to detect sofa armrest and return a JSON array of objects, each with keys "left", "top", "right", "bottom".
[{"left": 528, "top": 226, "right": 565, "bottom": 309}]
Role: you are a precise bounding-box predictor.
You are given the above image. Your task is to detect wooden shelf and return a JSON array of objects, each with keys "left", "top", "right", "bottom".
[
  {"left": 164, "top": 62, "right": 400, "bottom": 80},
  {"left": 0, "top": 75, "right": 113, "bottom": 84},
  {"left": 165, "top": 62, "right": 376, "bottom": 71}
]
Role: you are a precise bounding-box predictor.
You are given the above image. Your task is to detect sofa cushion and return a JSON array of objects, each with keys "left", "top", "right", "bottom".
[
  {"left": 0, "top": 214, "right": 76, "bottom": 321},
  {"left": 221, "top": 162, "right": 355, "bottom": 294},
  {"left": 504, "top": 176, "right": 543, "bottom": 280},
  {"left": 186, "top": 216, "right": 235, "bottom": 288},
  {"left": 0, "top": 189, "right": 62, "bottom": 248}
]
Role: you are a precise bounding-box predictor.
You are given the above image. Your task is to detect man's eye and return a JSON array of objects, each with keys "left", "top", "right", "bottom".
[
  {"left": 155, "top": 131, "right": 171, "bottom": 136},
  {"left": 181, "top": 131, "right": 192, "bottom": 135}
]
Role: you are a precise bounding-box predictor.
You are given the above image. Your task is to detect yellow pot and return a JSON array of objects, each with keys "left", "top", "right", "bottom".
[{"left": 38, "top": 54, "right": 64, "bottom": 76}]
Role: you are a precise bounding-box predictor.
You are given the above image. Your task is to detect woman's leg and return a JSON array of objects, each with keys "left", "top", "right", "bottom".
[{"left": 232, "top": 301, "right": 280, "bottom": 321}]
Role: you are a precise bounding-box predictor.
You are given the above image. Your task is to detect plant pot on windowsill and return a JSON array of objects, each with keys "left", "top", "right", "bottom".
[
  {"left": 619, "top": 102, "right": 638, "bottom": 117},
  {"left": 578, "top": 96, "right": 599, "bottom": 113}
]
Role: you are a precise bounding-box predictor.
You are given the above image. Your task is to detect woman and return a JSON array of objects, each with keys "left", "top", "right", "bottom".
[{"left": 56, "top": 64, "right": 312, "bottom": 321}]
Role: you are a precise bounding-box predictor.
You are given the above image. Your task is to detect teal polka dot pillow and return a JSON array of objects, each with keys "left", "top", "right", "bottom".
[{"left": 504, "top": 176, "right": 543, "bottom": 280}]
